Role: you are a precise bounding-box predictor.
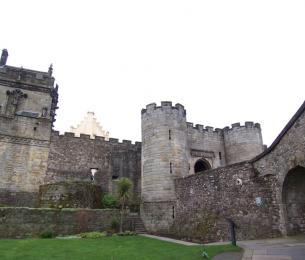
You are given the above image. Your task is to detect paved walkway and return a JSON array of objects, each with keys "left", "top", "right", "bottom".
[
  {"left": 141, "top": 234, "right": 305, "bottom": 260},
  {"left": 140, "top": 234, "right": 200, "bottom": 246},
  {"left": 238, "top": 236, "right": 305, "bottom": 260}
]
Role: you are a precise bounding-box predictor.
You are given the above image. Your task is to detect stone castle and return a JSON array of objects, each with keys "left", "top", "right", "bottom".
[{"left": 0, "top": 49, "right": 304, "bottom": 241}]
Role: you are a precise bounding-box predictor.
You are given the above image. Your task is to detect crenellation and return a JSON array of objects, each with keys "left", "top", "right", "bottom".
[
  {"left": 63, "top": 132, "right": 75, "bottom": 137},
  {"left": 161, "top": 101, "right": 172, "bottom": 107},
  {"left": 109, "top": 138, "right": 119, "bottom": 143},
  {"left": 245, "top": 121, "right": 254, "bottom": 127},
  {"left": 0, "top": 65, "right": 55, "bottom": 88},
  {"left": 205, "top": 126, "right": 214, "bottom": 132},
  {"left": 123, "top": 140, "right": 132, "bottom": 144},
  {"left": 79, "top": 133, "right": 90, "bottom": 139},
  {"left": 52, "top": 131, "right": 141, "bottom": 148},
  {"left": 52, "top": 130, "right": 60, "bottom": 136},
  {"left": 231, "top": 122, "right": 240, "bottom": 128},
  {"left": 255, "top": 123, "right": 261, "bottom": 129},
  {"left": 195, "top": 124, "right": 203, "bottom": 131},
  {"left": 95, "top": 136, "right": 105, "bottom": 141},
  {"left": 187, "top": 122, "right": 193, "bottom": 128}
]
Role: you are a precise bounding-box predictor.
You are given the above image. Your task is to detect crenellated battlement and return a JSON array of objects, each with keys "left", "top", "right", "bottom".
[
  {"left": 141, "top": 101, "right": 186, "bottom": 116},
  {"left": 0, "top": 65, "right": 55, "bottom": 88},
  {"left": 51, "top": 131, "right": 141, "bottom": 148},
  {"left": 186, "top": 122, "right": 223, "bottom": 135},
  {"left": 223, "top": 122, "right": 261, "bottom": 132}
]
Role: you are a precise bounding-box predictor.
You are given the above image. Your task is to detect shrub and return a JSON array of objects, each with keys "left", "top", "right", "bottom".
[
  {"left": 79, "top": 231, "right": 107, "bottom": 239},
  {"left": 0, "top": 203, "right": 8, "bottom": 207},
  {"left": 110, "top": 219, "right": 119, "bottom": 232},
  {"left": 116, "top": 231, "right": 137, "bottom": 236},
  {"left": 39, "top": 230, "right": 56, "bottom": 239},
  {"left": 102, "top": 194, "right": 118, "bottom": 209}
]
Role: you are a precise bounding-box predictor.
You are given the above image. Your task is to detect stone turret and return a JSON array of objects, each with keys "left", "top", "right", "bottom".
[
  {"left": 141, "top": 101, "right": 188, "bottom": 232},
  {"left": 223, "top": 122, "right": 264, "bottom": 164}
]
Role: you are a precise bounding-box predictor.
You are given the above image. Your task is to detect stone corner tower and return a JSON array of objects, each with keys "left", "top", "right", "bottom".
[
  {"left": 0, "top": 49, "right": 58, "bottom": 206},
  {"left": 141, "top": 101, "right": 188, "bottom": 232}
]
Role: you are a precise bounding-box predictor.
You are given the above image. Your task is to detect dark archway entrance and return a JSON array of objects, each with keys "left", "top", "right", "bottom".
[
  {"left": 194, "top": 159, "right": 211, "bottom": 173},
  {"left": 282, "top": 166, "right": 305, "bottom": 235}
]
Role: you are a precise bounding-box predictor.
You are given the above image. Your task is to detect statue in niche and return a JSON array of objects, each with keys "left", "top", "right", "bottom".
[
  {"left": 5, "top": 89, "right": 27, "bottom": 116},
  {"left": 41, "top": 107, "right": 48, "bottom": 117}
]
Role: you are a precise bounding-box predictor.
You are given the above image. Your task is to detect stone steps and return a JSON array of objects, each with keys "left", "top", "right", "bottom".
[{"left": 125, "top": 215, "right": 147, "bottom": 234}]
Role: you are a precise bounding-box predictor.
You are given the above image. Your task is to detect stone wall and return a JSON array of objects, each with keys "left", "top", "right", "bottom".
[
  {"left": 39, "top": 182, "right": 102, "bottom": 209},
  {"left": 172, "top": 162, "right": 281, "bottom": 243},
  {"left": 47, "top": 131, "right": 141, "bottom": 204},
  {"left": 253, "top": 101, "right": 305, "bottom": 236},
  {"left": 141, "top": 201, "right": 175, "bottom": 234},
  {"left": 0, "top": 207, "right": 119, "bottom": 238}
]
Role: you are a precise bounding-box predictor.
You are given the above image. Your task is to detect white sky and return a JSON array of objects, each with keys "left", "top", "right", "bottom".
[{"left": 2, "top": 0, "right": 305, "bottom": 145}]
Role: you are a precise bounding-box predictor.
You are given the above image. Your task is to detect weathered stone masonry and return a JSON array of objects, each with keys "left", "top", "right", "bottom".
[
  {"left": 0, "top": 60, "right": 57, "bottom": 207},
  {"left": 173, "top": 162, "right": 280, "bottom": 242},
  {"left": 0, "top": 50, "right": 304, "bottom": 242},
  {"left": 146, "top": 101, "right": 305, "bottom": 242},
  {"left": 46, "top": 131, "right": 141, "bottom": 205}
]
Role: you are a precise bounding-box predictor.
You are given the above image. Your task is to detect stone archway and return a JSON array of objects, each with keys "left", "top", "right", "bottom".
[
  {"left": 194, "top": 159, "right": 211, "bottom": 173},
  {"left": 282, "top": 166, "right": 305, "bottom": 235}
]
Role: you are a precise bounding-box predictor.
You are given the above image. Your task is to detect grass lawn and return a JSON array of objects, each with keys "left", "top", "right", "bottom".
[{"left": 0, "top": 236, "right": 241, "bottom": 260}]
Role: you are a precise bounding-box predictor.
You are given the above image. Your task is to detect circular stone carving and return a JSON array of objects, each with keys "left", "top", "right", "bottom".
[{"left": 39, "top": 182, "right": 102, "bottom": 209}]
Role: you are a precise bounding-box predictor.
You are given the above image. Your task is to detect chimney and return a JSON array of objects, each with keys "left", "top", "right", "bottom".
[{"left": 0, "top": 49, "right": 8, "bottom": 66}]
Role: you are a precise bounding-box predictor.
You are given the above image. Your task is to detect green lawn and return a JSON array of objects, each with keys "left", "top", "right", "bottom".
[{"left": 0, "top": 236, "right": 240, "bottom": 260}]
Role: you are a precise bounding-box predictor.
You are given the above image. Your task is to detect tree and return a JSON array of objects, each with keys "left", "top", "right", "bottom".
[{"left": 116, "top": 177, "right": 132, "bottom": 232}]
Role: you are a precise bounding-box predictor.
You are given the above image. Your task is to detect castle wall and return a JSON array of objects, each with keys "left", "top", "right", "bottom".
[
  {"left": 253, "top": 101, "right": 305, "bottom": 236},
  {"left": 0, "top": 207, "right": 120, "bottom": 238},
  {"left": 173, "top": 162, "right": 281, "bottom": 242},
  {"left": 47, "top": 132, "right": 141, "bottom": 204},
  {"left": 187, "top": 124, "right": 225, "bottom": 171}
]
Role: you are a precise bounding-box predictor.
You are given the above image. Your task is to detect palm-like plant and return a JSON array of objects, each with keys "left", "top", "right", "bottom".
[{"left": 116, "top": 177, "right": 132, "bottom": 232}]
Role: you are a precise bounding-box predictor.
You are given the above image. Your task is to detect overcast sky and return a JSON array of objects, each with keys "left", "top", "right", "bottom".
[{"left": 2, "top": 0, "right": 305, "bottom": 145}]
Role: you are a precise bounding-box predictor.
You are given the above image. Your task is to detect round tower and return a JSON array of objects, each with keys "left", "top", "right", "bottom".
[
  {"left": 141, "top": 101, "right": 188, "bottom": 232},
  {"left": 223, "top": 122, "right": 264, "bottom": 165}
]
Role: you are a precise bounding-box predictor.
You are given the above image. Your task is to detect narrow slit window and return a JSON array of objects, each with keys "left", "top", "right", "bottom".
[
  {"left": 169, "top": 129, "right": 171, "bottom": 140},
  {"left": 219, "top": 152, "right": 222, "bottom": 160},
  {"left": 172, "top": 206, "right": 175, "bottom": 219},
  {"left": 170, "top": 162, "right": 172, "bottom": 173}
]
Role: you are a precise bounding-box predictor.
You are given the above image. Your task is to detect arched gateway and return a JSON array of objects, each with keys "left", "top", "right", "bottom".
[
  {"left": 282, "top": 166, "right": 305, "bottom": 235},
  {"left": 194, "top": 159, "right": 211, "bottom": 173}
]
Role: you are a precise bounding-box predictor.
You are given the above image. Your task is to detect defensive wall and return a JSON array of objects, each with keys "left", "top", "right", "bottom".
[
  {"left": 0, "top": 207, "right": 120, "bottom": 238},
  {"left": 140, "top": 101, "right": 265, "bottom": 233},
  {"left": 47, "top": 131, "right": 142, "bottom": 206},
  {"left": 142, "top": 101, "right": 305, "bottom": 242}
]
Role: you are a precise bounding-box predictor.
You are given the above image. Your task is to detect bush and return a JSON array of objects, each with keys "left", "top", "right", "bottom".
[
  {"left": 116, "top": 231, "right": 137, "bottom": 236},
  {"left": 102, "top": 194, "right": 118, "bottom": 209},
  {"left": 39, "top": 230, "right": 56, "bottom": 239},
  {"left": 79, "top": 231, "right": 107, "bottom": 239},
  {"left": 0, "top": 203, "right": 8, "bottom": 207},
  {"left": 110, "top": 219, "right": 119, "bottom": 232}
]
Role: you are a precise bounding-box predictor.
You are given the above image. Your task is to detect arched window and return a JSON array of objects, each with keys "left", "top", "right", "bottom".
[{"left": 194, "top": 159, "right": 211, "bottom": 173}]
